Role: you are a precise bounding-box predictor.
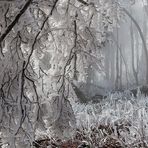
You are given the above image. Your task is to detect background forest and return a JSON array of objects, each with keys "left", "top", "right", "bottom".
[{"left": 0, "top": 0, "right": 148, "bottom": 147}]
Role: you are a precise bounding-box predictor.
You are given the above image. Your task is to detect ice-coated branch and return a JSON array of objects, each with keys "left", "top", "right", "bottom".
[{"left": 0, "top": 0, "right": 32, "bottom": 44}]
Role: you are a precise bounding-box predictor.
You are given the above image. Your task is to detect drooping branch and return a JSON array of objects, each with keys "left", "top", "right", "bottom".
[
  {"left": 50, "top": 0, "right": 59, "bottom": 15},
  {"left": 0, "top": 0, "right": 32, "bottom": 44},
  {"left": 25, "top": 0, "right": 59, "bottom": 69},
  {"left": 14, "top": 61, "right": 26, "bottom": 136},
  {"left": 77, "top": 0, "right": 89, "bottom": 6}
]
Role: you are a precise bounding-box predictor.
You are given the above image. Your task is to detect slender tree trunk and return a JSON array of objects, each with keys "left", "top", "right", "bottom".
[
  {"left": 104, "top": 44, "right": 110, "bottom": 80},
  {"left": 115, "top": 27, "right": 120, "bottom": 89},
  {"left": 130, "top": 20, "right": 139, "bottom": 85},
  {"left": 135, "top": 29, "right": 140, "bottom": 82},
  {"left": 119, "top": 47, "right": 123, "bottom": 89},
  {"left": 142, "top": 8, "right": 147, "bottom": 84},
  {"left": 109, "top": 41, "right": 116, "bottom": 89}
]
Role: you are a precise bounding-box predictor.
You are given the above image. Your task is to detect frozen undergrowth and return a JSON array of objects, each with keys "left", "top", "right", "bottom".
[
  {"left": 32, "top": 92, "right": 148, "bottom": 147},
  {"left": 33, "top": 92, "right": 148, "bottom": 147},
  {"left": 2, "top": 92, "right": 148, "bottom": 148},
  {"left": 72, "top": 92, "right": 148, "bottom": 147}
]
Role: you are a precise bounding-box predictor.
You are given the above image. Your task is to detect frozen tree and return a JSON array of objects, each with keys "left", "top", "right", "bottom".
[{"left": 0, "top": 0, "right": 120, "bottom": 147}]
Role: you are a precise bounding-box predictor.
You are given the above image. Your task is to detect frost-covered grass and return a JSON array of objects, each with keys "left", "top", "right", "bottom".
[
  {"left": 3, "top": 92, "right": 148, "bottom": 147},
  {"left": 32, "top": 92, "right": 148, "bottom": 147},
  {"left": 72, "top": 92, "right": 148, "bottom": 147}
]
